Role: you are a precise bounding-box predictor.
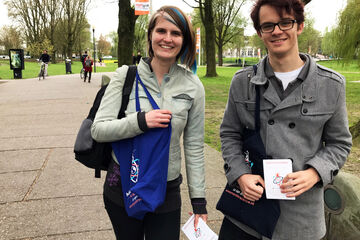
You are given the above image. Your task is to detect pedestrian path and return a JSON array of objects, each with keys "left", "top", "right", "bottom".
[{"left": 0, "top": 73, "right": 226, "bottom": 240}]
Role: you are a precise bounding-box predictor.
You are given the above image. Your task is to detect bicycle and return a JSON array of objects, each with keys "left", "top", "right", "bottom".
[
  {"left": 80, "top": 67, "right": 85, "bottom": 79},
  {"left": 38, "top": 62, "right": 47, "bottom": 80}
]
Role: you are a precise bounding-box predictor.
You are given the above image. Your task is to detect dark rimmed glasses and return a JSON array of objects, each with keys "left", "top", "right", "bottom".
[{"left": 260, "top": 19, "right": 297, "bottom": 33}]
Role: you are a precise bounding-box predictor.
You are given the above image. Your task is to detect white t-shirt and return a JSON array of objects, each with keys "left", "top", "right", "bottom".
[{"left": 274, "top": 65, "right": 304, "bottom": 90}]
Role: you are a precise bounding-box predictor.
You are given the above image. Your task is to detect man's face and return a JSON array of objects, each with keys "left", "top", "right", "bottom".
[{"left": 257, "top": 5, "right": 304, "bottom": 58}]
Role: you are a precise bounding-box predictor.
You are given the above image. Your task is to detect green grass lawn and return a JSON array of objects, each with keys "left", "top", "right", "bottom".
[{"left": 0, "top": 59, "right": 119, "bottom": 80}]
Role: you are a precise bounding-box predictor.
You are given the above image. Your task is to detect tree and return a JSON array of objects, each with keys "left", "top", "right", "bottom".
[
  {"left": 27, "top": 38, "right": 54, "bottom": 58},
  {"left": 108, "top": 31, "right": 118, "bottom": 58},
  {"left": 335, "top": 0, "right": 360, "bottom": 60},
  {"left": 5, "top": 0, "right": 90, "bottom": 62},
  {"left": 134, "top": 15, "right": 148, "bottom": 56},
  {"left": 74, "top": 24, "right": 92, "bottom": 56},
  {"left": 321, "top": 28, "right": 338, "bottom": 58},
  {"left": 214, "top": 0, "right": 247, "bottom": 66},
  {"left": 41, "top": 0, "right": 63, "bottom": 62},
  {"left": 5, "top": 0, "right": 63, "bottom": 62},
  {"left": 298, "top": 17, "right": 321, "bottom": 55},
  {"left": 5, "top": 0, "right": 44, "bottom": 45},
  {"left": 249, "top": 34, "right": 266, "bottom": 57},
  {"left": 61, "top": 0, "right": 90, "bottom": 58},
  {"left": 226, "top": 27, "right": 245, "bottom": 59},
  {"left": 190, "top": 8, "right": 206, "bottom": 65},
  {"left": 193, "top": 0, "right": 217, "bottom": 77},
  {"left": 117, "top": 0, "right": 138, "bottom": 66},
  {"left": 0, "top": 26, "right": 23, "bottom": 54},
  {"left": 97, "top": 34, "right": 111, "bottom": 58}
]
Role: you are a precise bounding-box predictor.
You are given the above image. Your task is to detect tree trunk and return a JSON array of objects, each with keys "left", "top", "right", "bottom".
[
  {"left": 118, "top": 0, "right": 137, "bottom": 67},
  {"left": 218, "top": 41, "right": 223, "bottom": 66},
  {"left": 203, "top": 0, "right": 217, "bottom": 77}
]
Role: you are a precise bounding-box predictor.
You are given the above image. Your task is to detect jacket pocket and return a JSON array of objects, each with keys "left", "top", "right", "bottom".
[{"left": 171, "top": 94, "right": 193, "bottom": 120}]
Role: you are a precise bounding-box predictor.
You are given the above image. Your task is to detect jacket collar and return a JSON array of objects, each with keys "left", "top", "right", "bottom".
[{"left": 250, "top": 54, "right": 318, "bottom": 110}]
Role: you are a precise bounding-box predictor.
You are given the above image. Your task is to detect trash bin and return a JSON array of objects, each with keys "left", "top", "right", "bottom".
[{"left": 65, "top": 59, "right": 72, "bottom": 74}]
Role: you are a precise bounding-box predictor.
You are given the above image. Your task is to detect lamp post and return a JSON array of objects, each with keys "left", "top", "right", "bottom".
[{"left": 92, "top": 27, "right": 96, "bottom": 73}]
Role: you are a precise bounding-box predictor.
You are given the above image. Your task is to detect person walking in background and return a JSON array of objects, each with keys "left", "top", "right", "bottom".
[
  {"left": 80, "top": 51, "right": 88, "bottom": 68},
  {"left": 132, "top": 53, "right": 137, "bottom": 64},
  {"left": 91, "top": 5, "right": 207, "bottom": 240},
  {"left": 136, "top": 51, "right": 142, "bottom": 64},
  {"left": 39, "top": 49, "right": 50, "bottom": 76},
  {"left": 219, "top": 0, "right": 352, "bottom": 239},
  {"left": 83, "top": 55, "right": 93, "bottom": 83}
]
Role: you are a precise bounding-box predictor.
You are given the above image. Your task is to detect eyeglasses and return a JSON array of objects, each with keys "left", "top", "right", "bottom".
[{"left": 259, "top": 19, "right": 297, "bottom": 33}]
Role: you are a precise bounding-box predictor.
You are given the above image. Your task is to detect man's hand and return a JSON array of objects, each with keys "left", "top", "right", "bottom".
[
  {"left": 145, "top": 109, "right": 172, "bottom": 128},
  {"left": 280, "top": 168, "right": 320, "bottom": 197},
  {"left": 237, "top": 174, "right": 265, "bottom": 201}
]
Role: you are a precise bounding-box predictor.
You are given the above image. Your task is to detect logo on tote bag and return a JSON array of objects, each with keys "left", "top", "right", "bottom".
[{"left": 130, "top": 151, "right": 139, "bottom": 183}]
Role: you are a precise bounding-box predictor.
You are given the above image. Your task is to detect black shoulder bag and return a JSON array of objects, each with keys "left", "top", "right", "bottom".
[{"left": 216, "top": 65, "right": 280, "bottom": 239}]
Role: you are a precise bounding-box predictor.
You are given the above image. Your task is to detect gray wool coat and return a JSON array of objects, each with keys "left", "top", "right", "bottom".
[{"left": 220, "top": 54, "right": 352, "bottom": 240}]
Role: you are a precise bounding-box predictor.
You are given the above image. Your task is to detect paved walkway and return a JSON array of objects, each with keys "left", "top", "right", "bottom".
[{"left": 0, "top": 72, "right": 226, "bottom": 240}]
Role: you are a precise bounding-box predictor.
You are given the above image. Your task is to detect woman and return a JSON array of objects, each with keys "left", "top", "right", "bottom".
[
  {"left": 83, "top": 55, "right": 93, "bottom": 83},
  {"left": 91, "top": 6, "right": 207, "bottom": 240}
]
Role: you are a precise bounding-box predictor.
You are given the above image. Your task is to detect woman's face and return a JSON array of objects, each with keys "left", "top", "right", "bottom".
[{"left": 150, "top": 17, "right": 183, "bottom": 64}]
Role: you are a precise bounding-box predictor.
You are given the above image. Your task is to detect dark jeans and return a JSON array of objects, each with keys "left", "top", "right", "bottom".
[
  {"left": 104, "top": 195, "right": 181, "bottom": 240},
  {"left": 84, "top": 71, "right": 92, "bottom": 81},
  {"left": 218, "top": 217, "right": 261, "bottom": 240}
]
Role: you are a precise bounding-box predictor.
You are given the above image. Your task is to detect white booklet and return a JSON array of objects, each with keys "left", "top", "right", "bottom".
[
  {"left": 263, "top": 159, "right": 295, "bottom": 200},
  {"left": 181, "top": 215, "right": 218, "bottom": 240}
]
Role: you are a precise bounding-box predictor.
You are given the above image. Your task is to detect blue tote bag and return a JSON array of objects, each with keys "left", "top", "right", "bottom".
[{"left": 111, "top": 71, "right": 172, "bottom": 220}]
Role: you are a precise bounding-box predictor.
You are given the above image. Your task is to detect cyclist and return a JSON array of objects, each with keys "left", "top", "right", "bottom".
[{"left": 39, "top": 50, "right": 50, "bottom": 76}]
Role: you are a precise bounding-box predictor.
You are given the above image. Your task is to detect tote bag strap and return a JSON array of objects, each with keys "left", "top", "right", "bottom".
[
  {"left": 252, "top": 64, "right": 260, "bottom": 132},
  {"left": 135, "top": 71, "right": 160, "bottom": 111},
  {"left": 255, "top": 85, "right": 260, "bottom": 132}
]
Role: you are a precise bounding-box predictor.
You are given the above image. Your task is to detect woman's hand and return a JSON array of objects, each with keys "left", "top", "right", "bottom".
[
  {"left": 188, "top": 212, "right": 208, "bottom": 229},
  {"left": 145, "top": 109, "right": 172, "bottom": 128}
]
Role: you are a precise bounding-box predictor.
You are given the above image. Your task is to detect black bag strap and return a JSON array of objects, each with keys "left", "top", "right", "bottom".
[
  {"left": 252, "top": 65, "right": 260, "bottom": 132},
  {"left": 118, "top": 65, "right": 137, "bottom": 118},
  {"left": 94, "top": 65, "right": 137, "bottom": 178}
]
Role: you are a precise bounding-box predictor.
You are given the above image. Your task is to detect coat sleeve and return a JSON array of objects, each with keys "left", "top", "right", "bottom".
[
  {"left": 91, "top": 65, "right": 143, "bottom": 142},
  {"left": 305, "top": 79, "right": 352, "bottom": 186},
  {"left": 183, "top": 76, "right": 206, "bottom": 199},
  {"left": 220, "top": 74, "right": 252, "bottom": 185}
]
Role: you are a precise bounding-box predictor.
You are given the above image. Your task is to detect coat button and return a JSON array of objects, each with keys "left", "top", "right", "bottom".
[
  {"left": 289, "top": 122, "right": 296, "bottom": 128},
  {"left": 303, "top": 108, "right": 308, "bottom": 114},
  {"left": 268, "top": 119, "right": 275, "bottom": 125}
]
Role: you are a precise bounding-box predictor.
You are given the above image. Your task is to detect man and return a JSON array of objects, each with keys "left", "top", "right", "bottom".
[
  {"left": 80, "top": 51, "right": 88, "bottom": 68},
  {"left": 136, "top": 51, "right": 142, "bottom": 64},
  {"left": 39, "top": 50, "right": 50, "bottom": 76},
  {"left": 219, "top": 0, "right": 352, "bottom": 239}
]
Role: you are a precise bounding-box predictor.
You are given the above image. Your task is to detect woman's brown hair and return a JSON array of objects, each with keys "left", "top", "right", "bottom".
[{"left": 147, "top": 6, "right": 197, "bottom": 72}]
